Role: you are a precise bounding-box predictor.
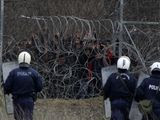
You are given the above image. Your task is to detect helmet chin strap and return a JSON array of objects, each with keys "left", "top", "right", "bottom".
[
  {"left": 151, "top": 69, "right": 160, "bottom": 75},
  {"left": 19, "top": 63, "right": 30, "bottom": 68},
  {"left": 118, "top": 68, "right": 128, "bottom": 73}
]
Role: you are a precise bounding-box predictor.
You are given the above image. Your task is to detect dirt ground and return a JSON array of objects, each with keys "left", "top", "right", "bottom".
[{"left": 7, "top": 97, "right": 107, "bottom": 120}]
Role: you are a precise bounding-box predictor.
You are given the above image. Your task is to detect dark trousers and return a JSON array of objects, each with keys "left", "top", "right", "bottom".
[
  {"left": 13, "top": 97, "right": 34, "bottom": 120},
  {"left": 111, "top": 108, "right": 130, "bottom": 120},
  {"left": 111, "top": 99, "right": 130, "bottom": 120}
]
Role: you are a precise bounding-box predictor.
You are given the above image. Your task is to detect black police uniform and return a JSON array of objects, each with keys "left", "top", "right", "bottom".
[
  {"left": 4, "top": 65, "right": 43, "bottom": 120},
  {"left": 135, "top": 71, "right": 160, "bottom": 120},
  {"left": 103, "top": 70, "right": 137, "bottom": 120}
]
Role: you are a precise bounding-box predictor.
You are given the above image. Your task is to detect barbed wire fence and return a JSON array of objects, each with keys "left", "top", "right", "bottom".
[
  {"left": 121, "top": 0, "right": 160, "bottom": 72},
  {"left": 3, "top": 15, "right": 116, "bottom": 99},
  {"left": 2, "top": 0, "right": 160, "bottom": 100}
]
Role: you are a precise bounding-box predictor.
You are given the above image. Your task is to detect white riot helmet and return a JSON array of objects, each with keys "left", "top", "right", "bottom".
[
  {"left": 150, "top": 62, "right": 160, "bottom": 72},
  {"left": 117, "top": 56, "right": 131, "bottom": 70},
  {"left": 18, "top": 51, "right": 31, "bottom": 64}
]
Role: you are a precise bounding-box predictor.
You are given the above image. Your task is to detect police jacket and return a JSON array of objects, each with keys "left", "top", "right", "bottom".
[
  {"left": 135, "top": 72, "right": 160, "bottom": 108},
  {"left": 4, "top": 65, "right": 43, "bottom": 99},
  {"left": 103, "top": 70, "right": 137, "bottom": 103}
]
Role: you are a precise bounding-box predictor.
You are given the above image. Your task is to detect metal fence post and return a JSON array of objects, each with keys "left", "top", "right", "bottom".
[
  {"left": 0, "top": 0, "right": 5, "bottom": 115},
  {"left": 0, "top": 0, "right": 4, "bottom": 84},
  {"left": 119, "top": 0, "right": 124, "bottom": 57}
]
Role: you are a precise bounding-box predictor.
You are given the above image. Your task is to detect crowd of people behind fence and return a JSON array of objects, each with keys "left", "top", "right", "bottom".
[{"left": 4, "top": 28, "right": 117, "bottom": 99}]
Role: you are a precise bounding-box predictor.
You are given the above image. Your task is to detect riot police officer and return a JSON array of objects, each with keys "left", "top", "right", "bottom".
[
  {"left": 3, "top": 51, "right": 43, "bottom": 120},
  {"left": 103, "top": 56, "right": 137, "bottom": 120},
  {"left": 135, "top": 62, "right": 160, "bottom": 120}
]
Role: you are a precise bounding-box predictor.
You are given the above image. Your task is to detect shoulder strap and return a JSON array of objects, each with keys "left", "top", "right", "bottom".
[{"left": 117, "top": 73, "right": 134, "bottom": 97}]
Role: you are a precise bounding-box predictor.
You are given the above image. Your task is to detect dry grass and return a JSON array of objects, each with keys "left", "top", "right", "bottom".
[
  {"left": 4, "top": 97, "right": 107, "bottom": 120},
  {"left": 34, "top": 97, "right": 106, "bottom": 120},
  {"left": 0, "top": 90, "right": 8, "bottom": 120}
]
